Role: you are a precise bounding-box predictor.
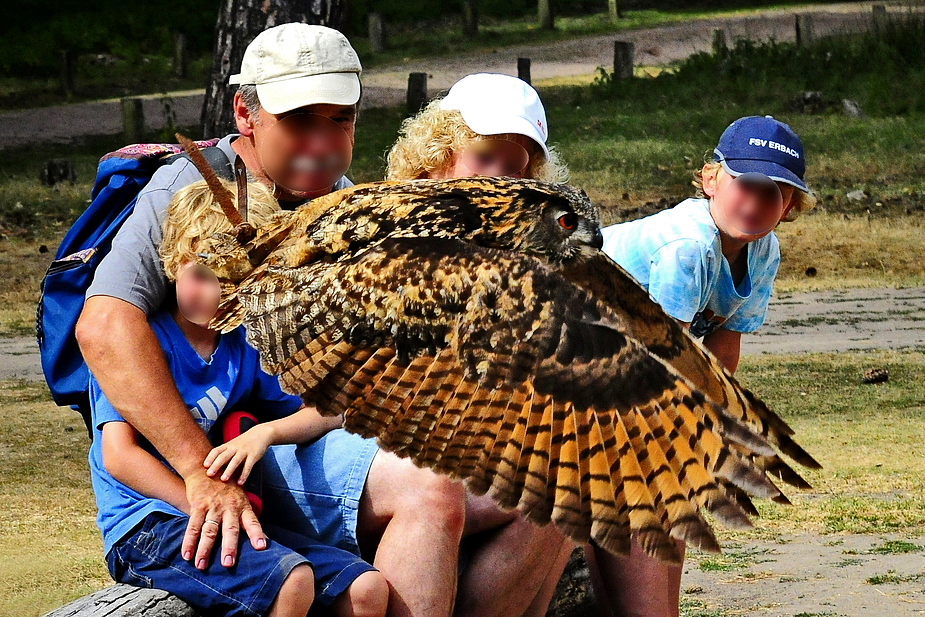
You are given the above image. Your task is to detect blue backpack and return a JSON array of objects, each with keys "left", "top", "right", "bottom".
[{"left": 36, "top": 140, "right": 232, "bottom": 428}]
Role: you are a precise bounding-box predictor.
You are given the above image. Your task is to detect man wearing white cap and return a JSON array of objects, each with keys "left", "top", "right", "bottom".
[{"left": 78, "top": 23, "right": 467, "bottom": 617}]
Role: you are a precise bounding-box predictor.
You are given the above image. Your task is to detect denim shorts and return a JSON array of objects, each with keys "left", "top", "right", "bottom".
[
  {"left": 107, "top": 511, "right": 376, "bottom": 616},
  {"left": 261, "top": 428, "right": 379, "bottom": 555}
]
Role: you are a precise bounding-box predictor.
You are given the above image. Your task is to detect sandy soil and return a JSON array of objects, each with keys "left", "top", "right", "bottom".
[
  {"left": 742, "top": 286, "right": 925, "bottom": 356},
  {"left": 683, "top": 533, "right": 925, "bottom": 616}
]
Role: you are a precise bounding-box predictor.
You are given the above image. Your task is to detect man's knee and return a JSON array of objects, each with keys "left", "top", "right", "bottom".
[
  {"left": 400, "top": 465, "right": 466, "bottom": 533},
  {"left": 364, "top": 453, "right": 466, "bottom": 533}
]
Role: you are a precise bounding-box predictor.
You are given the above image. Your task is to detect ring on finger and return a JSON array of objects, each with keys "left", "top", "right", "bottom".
[{"left": 204, "top": 519, "right": 221, "bottom": 527}]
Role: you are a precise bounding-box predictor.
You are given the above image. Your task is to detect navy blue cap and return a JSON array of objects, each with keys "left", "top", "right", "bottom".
[{"left": 713, "top": 116, "right": 808, "bottom": 192}]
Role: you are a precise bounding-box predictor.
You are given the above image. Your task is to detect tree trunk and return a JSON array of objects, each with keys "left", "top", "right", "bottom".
[
  {"left": 462, "top": 0, "right": 479, "bottom": 37},
  {"left": 200, "top": 0, "right": 347, "bottom": 138},
  {"left": 538, "top": 0, "right": 554, "bottom": 30}
]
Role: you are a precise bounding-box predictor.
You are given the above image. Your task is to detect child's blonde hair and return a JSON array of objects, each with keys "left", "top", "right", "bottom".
[
  {"left": 385, "top": 99, "right": 569, "bottom": 183},
  {"left": 693, "top": 161, "right": 816, "bottom": 222},
  {"left": 160, "top": 179, "right": 281, "bottom": 280}
]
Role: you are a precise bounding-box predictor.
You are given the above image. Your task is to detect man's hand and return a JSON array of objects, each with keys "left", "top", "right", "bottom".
[{"left": 181, "top": 470, "right": 267, "bottom": 570}]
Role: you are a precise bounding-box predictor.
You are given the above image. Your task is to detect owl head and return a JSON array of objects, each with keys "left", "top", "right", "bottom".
[{"left": 475, "top": 178, "right": 603, "bottom": 263}]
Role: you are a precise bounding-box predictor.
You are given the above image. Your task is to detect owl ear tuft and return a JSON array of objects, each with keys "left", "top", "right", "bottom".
[{"left": 176, "top": 133, "right": 243, "bottom": 228}]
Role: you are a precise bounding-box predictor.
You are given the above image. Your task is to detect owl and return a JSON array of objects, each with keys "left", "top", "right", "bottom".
[{"left": 187, "top": 151, "right": 818, "bottom": 563}]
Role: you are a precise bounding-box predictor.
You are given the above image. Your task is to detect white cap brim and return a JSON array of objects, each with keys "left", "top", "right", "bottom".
[
  {"left": 458, "top": 109, "right": 549, "bottom": 158},
  {"left": 248, "top": 72, "right": 361, "bottom": 114}
]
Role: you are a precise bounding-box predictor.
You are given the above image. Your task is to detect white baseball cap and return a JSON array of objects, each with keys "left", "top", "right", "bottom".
[
  {"left": 439, "top": 73, "right": 550, "bottom": 158},
  {"left": 229, "top": 23, "right": 362, "bottom": 115}
]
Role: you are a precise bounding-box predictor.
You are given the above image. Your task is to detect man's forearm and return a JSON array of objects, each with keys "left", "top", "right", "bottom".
[{"left": 77, "top": 296, "right": 211, "bottom": 477}]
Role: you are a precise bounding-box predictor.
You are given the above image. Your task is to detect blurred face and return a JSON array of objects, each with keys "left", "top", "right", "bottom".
[
  {"left": 242, "top": 103, "right": 357, "bottom": 200},
  {"left": 704, "top": 166, "right": 796, "bottom": 242},
  {"left": 430, "top": 133, "right": 540, "bottom": 180},
  {"left": 175, "top": 261, "right": 221, "bottom": 327}
]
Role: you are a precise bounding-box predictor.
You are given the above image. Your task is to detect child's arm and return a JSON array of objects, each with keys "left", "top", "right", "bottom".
[
  {"left": 677, "top": 320, "right": 741, "bottom": 373},
  {"left": 101, "top": 421, "right": 190, "bottom": 514},
  {"left": 702, "top": 328, "right": 741, "bottom": 373},
  {"left": 204, "top": 405, "right": 341, "bottom": 484}
]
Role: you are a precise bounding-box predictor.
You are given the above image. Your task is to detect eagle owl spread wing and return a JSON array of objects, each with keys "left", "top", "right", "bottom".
[{"left": 200, "top": 177, "right": 820, "bottom": 562}]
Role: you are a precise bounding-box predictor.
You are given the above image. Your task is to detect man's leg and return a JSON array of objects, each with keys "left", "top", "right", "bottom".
[
  {"left": 357, "top": 451, "right": 466, "bottom": 617},
  {"left": 454, "top": 494, "right": 571, "bottom": 617},
  {"left": 584, "top": 539, "right": 685, "bottom": 617},
  {"left": 522, "top": 541, "right": 575, "bottom": 617}
]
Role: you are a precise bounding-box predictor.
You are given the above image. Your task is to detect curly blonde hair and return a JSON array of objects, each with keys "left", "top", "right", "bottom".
[
  {"left": 693, "top": 161, "right": 816, "bottom": 222},
  {"left": 160, "top": 179, "right": 281, "bottom": 280},
  {"left": 385, "top": 100, "right": 569, "bottom": 183}
]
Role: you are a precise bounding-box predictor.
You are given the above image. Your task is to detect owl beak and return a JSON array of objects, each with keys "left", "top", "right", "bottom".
[{"left": 591, "top": 227, "right": 604, "bottom": 250}]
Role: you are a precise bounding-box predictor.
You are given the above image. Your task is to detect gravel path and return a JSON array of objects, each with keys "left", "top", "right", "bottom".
[
  {"left": 0, "top": 2, "right": 893, "bottom": 150},
  {"left": 741, "top": 286, "right": 925, "bottom": 356}
]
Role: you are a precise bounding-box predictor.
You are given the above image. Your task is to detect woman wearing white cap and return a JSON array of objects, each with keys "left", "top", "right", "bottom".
[
  {"left": 386, "top": 73, "right": 574, "bottom": 617},
  {"left": 386, "top": 73, "right": 568, "bottom": 183}
]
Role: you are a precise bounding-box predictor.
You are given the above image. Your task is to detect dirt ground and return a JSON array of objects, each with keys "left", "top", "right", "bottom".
[
  {"left": 683, "top": 534, "right": 925, "bottom": 616},
  {"left": 0, "top": 2, "right": 894, "bottom": 150},
  {"left": 742, "top": 286, "right": 925, "bottom": 355}
]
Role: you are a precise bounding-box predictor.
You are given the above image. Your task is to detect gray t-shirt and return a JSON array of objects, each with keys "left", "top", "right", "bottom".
[{"left": 86, "top": 134, "right": 353, "bottom": 315}]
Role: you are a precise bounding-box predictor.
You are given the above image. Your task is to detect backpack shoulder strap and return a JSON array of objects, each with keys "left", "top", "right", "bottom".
[{"left": 166, "top": 145, "right": 235, "bottom": 182}]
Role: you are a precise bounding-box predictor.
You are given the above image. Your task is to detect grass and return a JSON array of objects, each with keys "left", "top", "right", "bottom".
[
  {"left": 0, "top": 380, "right": 107, "bottom": 617},
  {"left": 696, "top": 545, "right": 773, "bottom": 573},
  {"left": 866, "top": 570, "right": 924, "bottom": 585},
  {"left": 4, "top": 349, "right": 924, "bottom": 615},
  {"left": 711, "top": 349, "right": 925, "bottom": 542}
]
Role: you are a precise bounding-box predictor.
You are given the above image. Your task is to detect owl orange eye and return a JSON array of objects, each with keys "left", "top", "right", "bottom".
[{"left": 558, "top": 213, "right": 578, "bottom": 230}]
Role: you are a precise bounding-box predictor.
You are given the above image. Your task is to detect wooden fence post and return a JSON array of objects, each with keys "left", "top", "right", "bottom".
[
  {"left": 872, "top": 4, "right": 887, "bottom": 31},
  {"left": 613, "top": 41, "right": 634, "bottom": 80},
  {"left": 517, "top": 58, "right": 532, "bottom": 85},
  {"left": 173, "top": 34, "right": 188, "bottom": 78},
  {"left": 795, "top": 14, "right": 814, "bottom": 46},
  {"left": 59, "top": 50, "right": 76, "bottom": 97},
  {"left": 368, "top": 13, "right": 387, "bottom": 53},
  {"left": 462, "top": 0, "right": 479, "bottom": 37},
  {"left": 712, "top": 28, "right": 727, "bottom": 54},
  {"left": 538, "top": 0, "right": 554, "bottom": 30},
  {"left": 121, "top": 97, "right": 145, "bottom": 143},
  {"left": 407, "top": 73, "right": 428, "bottom": 114}
]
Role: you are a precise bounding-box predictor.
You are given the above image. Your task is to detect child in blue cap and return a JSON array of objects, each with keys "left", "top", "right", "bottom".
[{"left": 592, "top": 115, "right": 816, "bottom": 616}]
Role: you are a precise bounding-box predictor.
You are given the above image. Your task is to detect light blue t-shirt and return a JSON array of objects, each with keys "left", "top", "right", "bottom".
[
  {"left": 600, "top": 198, "right": 780, "bottom": 338},
  {"left": 88, "top": 310, "right": 302, "bottom": 554}
]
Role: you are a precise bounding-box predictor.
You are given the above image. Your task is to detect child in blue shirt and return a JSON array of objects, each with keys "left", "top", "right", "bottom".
[
  {"left": 88, "top": 180, "right": 388, "bottom": 617},
  {"left": 593, "top": 116, "right": 816, "bottom": 616}
]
